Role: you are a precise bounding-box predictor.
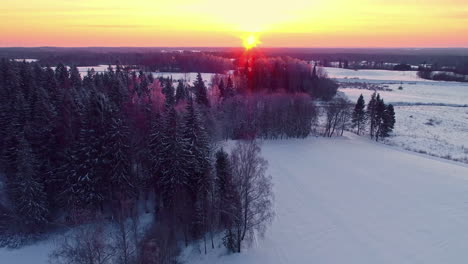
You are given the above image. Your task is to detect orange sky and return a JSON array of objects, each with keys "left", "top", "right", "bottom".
[{"left": 1, "top": 0, "right": 467, "bottom": 47}]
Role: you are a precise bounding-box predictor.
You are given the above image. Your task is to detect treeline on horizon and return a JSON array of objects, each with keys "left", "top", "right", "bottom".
[
  {"left": 0, "top": 55, "right": 338, "bottom": 262},
  {"left": 2, "top": 47, "right": 468, "bottom": 76}
]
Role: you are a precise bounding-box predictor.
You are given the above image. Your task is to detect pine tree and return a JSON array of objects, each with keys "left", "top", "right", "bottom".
[
  {"left": 194, "top": 73, "right": 210, "bottom": 107},
  {"left": 352, "top": 94, "right": 366, "bottom": 135}
]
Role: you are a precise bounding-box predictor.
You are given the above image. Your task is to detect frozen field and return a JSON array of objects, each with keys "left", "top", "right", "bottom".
[
  {"left": 51, "top": 65, "right": 217, "bottom": 85},
  {"left": 329, "top": 67, "right": 468, "bottom": 163},
  {"left": 3, "top": 135, "right": 468, "bottom": 264},
  {"left": 182, "top": 135, "right": 468, "bottom": 264}
]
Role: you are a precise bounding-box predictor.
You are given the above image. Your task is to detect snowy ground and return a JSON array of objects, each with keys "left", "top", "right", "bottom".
[
  {"left": 0, "top": 209, "right": 154, "bottom": 264},
  {"left": 3, "top": 135, "right": 468, "bottom": 263},
  {"left": 329, "top": 67, "right": 468, "bottom": 163},
  {"left": 181, "top": 134, "right": 468, "bottom": 264}
]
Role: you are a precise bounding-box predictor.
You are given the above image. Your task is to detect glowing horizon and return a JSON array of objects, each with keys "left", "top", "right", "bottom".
[{"left": 1, "top": 0, "right": 467, "bottom": 48}]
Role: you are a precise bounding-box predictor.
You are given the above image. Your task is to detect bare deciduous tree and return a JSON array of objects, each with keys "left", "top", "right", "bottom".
[
  {"left": 225, "top": 141, "right": 274, "bottom": 253},
  {"left": 49, "top": 221, "right": 115, "bottom": 264},
  {"left": 323, "top": 97, "right": 352, "bottom": 137}
]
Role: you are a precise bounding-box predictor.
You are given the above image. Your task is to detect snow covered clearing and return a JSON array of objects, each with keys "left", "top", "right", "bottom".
[
  {"left": 2, "top": 135, "right": 468, "bottom": 263},
  {"left": 332, "top": 67, "right": 468, "bottom": 163},
  {"left": 324, "top": 67, "right": 429, "bottom": 82},
  {"left": 384, "top": 105, "right": 468, "bottom": 163},
  {"left": 181, "top": 134, "right": 468, "bottom": 264}
]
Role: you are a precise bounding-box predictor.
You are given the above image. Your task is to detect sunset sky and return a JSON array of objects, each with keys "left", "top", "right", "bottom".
[{"left": 1, "top": 0, "right": 467, "bottom": 47}]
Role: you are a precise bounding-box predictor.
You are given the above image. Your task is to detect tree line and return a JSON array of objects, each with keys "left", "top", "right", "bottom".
[
  {"left": 320, "top": 92, "right": 395, "bottom": 141},
  {"left": 0, "top": 55, "right": 341, "bottom": 262},
  {"left": 0, "top": 59, "right": 274, "bottom": 262}
]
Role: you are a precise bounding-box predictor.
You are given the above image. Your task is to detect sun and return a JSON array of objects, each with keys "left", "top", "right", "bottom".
[{"left": 243, "top": 35, "right": 261, "bottom": 50}]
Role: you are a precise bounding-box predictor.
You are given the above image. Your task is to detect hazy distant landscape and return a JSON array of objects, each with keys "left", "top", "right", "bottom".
[{"left": 1, "top": 0, "right": 468, "bottom": 263}]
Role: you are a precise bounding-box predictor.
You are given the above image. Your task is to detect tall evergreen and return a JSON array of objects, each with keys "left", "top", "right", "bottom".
[
  {"left": 107, "top": 117, "right": 135, "bottom": 200},
  {"left": 380, "top": 104, "right": 396, "bottom": 138},
  {"left": 194, "top": 73, "right": 210, "bottom": 107},
  {"left": 182, "top": 98, "right": 212, "bottom": 238},
  {"left": 10, "top": 136, "right": 49, "bottom": 231},
  {"left": 367, "top": 92, "right": 378, "bottom": 138},
  {"left": 218, "top": 79, "right": 226, "bottom": 99},
  {"left": 214, "top": 148, "right": 234, "bottom": 229},
  {"left": 175, "top": 79, "right": 187, "bottom": 103},
  {"left": 159, "top": 105, "right": 187, "bottom": 210},
  {"left": 352, "top": 94, "right": 367, "bottom": 135},
  {"left": 162, "top": 78, "right": 175, "bottom": 107},
  {"left": 226, "top": 76, "right": 234, "bottom": 98},
  {"left": 374, "top": 96, "right": 386, "bottom": 142}
]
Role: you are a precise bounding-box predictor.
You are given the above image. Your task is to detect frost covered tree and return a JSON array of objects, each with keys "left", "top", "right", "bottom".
[
  {"left": 181, "top": 97, "right": 212, "bottom": 245},
  {"left": 107, "top": 117, "right": 135, "bottom": 200},
  {"left": 226, "top": 141, "right": 274, "bottom": 253},
  {"left": 159, "top": 104, "right": 191, "bottom": 242},
  {"left": 10, "top": 136, "right": 49, "bottom": 231},
  {"left": 352, "top": 94, "right": 367, "bottom": 135}
]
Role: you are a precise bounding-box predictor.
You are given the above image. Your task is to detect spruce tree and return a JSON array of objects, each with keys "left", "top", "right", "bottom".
[
  {"left": 194, "top": 73, "right": 210, "bottom": 107},
  {"left": 374, "top": 97, "right": 386, "bottom": 142},
  {"left": 367, "top": 92, "right": 378, "bottom": 138},
  {"left": 380, "top": 104, "right": 396, "bottom": 138},
  {"left": 352, "top": 94, "right": 366, "bottom": 135},
  {"left": 218, "top": 79, "right": 226, "bottom": 99},
  {"left": 70, "top": 66, "right": 82, "bottom": 89},
  {"left": 107, "top": 117, "right": 135, "bottom": 200},
  {"left": 10, "top": 136, "right": 49, "bottom": 231},
  {"left": 162, "top": 78, "right": 175, "bottom": 107},
  {"left": 159, "top": 105, "right": 187, "bottom": 210},
  {"left": 181, "top": 98, "right": 212, "bottom": 238},
  {"left": 175, "top": 80, "right": 187, "bottom": 104},
  {"left": 226, "top": 76, "right": 234, "bottom": 98},
  {"left": 214, "top": 148, "right": 234, "bottom": 229}
]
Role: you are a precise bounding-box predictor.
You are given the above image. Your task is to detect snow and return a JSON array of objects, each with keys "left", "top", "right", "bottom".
[
  {"left": 0, "top": 210, "right": 154, "bottom": 264},
  {"left": 181, "top": 134, "right": 468, "bottom": 264},
  {"left": 324, "top": 67, "right": 429, "bottom": 82},
  {"left": 3, "top": 135, "right": 468, "bottom": 263},
  {"left": 331, "top": 67, "right": 468, "bottom": 163}
]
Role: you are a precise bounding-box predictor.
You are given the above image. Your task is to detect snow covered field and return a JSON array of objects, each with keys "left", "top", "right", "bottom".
[
  {"left": 182, "top": 134, "right": 468, "bottom": 264},
  {"left": 51, "top": 65, "right": 217, "bottom": 86},
  {"left": 3, "top": 135, "right": 468, "bottom": 263},
  {"left": 330, "top": 67, "right": 468, "bottom": 163}
]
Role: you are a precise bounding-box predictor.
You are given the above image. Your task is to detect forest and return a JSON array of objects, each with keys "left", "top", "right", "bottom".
[{"left": 0, "top": 56, "right": 393, "bottom": 264}]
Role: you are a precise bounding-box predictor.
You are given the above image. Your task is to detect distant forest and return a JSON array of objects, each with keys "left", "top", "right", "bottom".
[{"left": 2, "top": 47, "right": 467, "bottom": 75}]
